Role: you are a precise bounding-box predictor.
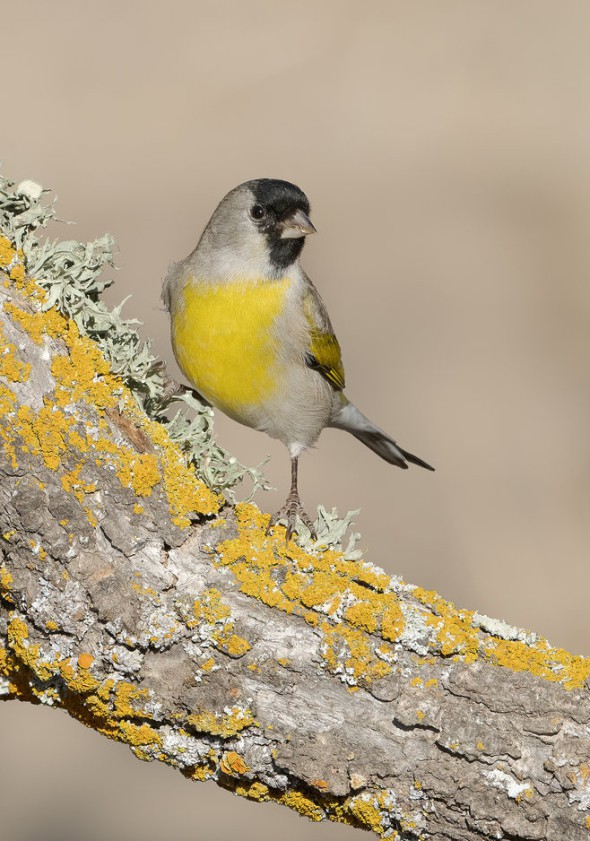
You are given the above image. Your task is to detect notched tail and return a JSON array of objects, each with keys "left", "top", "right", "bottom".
[
  {"left": 329, "top": 400, "right": 435, "bottom": 471},
  {"left": 397, "top": 446, "right": 435, "bottom": 471}
]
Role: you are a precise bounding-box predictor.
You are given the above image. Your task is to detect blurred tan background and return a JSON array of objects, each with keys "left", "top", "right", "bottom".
[{"left": 2, "top": 1, "right": 590, "bottom": 839}]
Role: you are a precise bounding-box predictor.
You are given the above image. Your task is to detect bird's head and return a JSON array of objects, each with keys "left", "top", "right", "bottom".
[{"left": 197, "top": 178, "right": 316, "bottom": 279}]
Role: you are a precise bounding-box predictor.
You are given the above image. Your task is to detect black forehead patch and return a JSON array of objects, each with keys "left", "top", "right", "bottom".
[{"left": 249, "top": 178, "right": 310, "bottom": 220}]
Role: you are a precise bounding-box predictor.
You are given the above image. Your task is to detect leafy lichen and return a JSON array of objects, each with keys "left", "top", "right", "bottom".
[{"left": 0, "top": 173, "right": 268, "bottom": 499}]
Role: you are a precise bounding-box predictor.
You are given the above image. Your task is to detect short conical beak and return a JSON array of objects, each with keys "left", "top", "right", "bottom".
[{"left": 280, "top": 208, "right": 317, "bottom": 239}]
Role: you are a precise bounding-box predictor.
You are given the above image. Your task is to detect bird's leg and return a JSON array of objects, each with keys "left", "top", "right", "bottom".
[{"left": 266, "top": 455, "right": 317, "bottom": 543}]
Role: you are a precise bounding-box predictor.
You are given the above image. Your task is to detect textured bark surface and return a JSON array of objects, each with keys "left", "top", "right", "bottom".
[{"left": 1, "top": 274, "right": 590, "bottom": 841}]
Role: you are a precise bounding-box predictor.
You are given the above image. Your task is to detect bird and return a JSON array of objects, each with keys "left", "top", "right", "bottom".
[{"left": 162, "top": 178, "right": 434, "bottom": 542}]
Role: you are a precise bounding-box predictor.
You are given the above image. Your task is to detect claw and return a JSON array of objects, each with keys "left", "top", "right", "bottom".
[
  {"left": 265, "top": 454, "right": 317, "bottom": 544},
  {"left": 266, "top": 500, "right": 317, "bottom": 544},
  {"left": 158, "top": 378, "right": 212, "bottom": 409}
]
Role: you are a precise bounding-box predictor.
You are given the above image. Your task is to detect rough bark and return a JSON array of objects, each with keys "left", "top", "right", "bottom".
[{"left": 1, "top": 272, "right": 589, "bottom": 841}]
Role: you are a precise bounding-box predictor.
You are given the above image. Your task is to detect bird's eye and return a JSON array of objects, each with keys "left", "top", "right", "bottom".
[{"left": 249, "top": 204, "right": 266, "bottom": 220}]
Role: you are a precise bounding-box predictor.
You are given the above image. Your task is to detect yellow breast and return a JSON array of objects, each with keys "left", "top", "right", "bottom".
[{"left": 171, "top": 277, "right": 290, "bottom": 418}]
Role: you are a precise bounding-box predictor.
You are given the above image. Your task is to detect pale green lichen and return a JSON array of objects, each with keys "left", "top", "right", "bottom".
[
  {"left": 297, "top": 505, "right": 364, "bottom": 561},
  {"left": 0, "top": 172, "right": 267, "bottom": 499}
]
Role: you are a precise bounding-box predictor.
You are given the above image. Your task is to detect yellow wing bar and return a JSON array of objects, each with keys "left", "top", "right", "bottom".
[{"left": 306, "top": 330, "right": 345, "bottom": 391}]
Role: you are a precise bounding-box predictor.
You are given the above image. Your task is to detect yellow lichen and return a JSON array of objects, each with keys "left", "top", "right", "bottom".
[
  {"left": 111, "top": 682, "right": 153, "bottom": 719},
  {"left": 116, "top": 452, "right": 160, "bottom": 498},
  {"left": 2, "top": 292, "right": 220, "bottom": 528},
  {"left": 6, "top": 616, "right": 52, "bottom": 680},
  {"left": 127, "top": 400, "right": 220, "bottom": 523},
  {"left": 409, "top": 585, "right": 590, "bottom": 689},
  {"left": 219, "top": 633, "right": 251, "bottom": 656},
  {"left": 0, "top": 324, "right": 30, "bottom": 384},
  {"left": 413, "top": 587, "right": 479, "bottom": 663},
  {"left": 192, "top": 588, "right": 231, "bottom": 625},
  {"left": 0, "top": 235, "right": 16, "bottom": 267},
  {"left": 278, "top": 790, "right": 324, "bottom": 822},
  {"left": 311, "top": 779, "right": 329, "bottom": 790},
  {"left": 518, "top": 786, "right": 534, "bottom": 802},
  {"left": 69, "top": 669, "right": 101, "bottom": 693},
  {"left": 220, "top": 750, "right": 250, "bottom": 776},
  {"left": 0, "top": 564, "right": 13, "bottom": 594},
  {"left": 4, "top": 301, "right": 68, "bottom": 346},
  {"left": 5, "top": 616, "right": 103, "bottom": 693},
  {"left": 187, "top": 705, "right": 255, "bottom": 738},
  {"left": 321, "top": 622, "right": 392, "bottom": 686},
  {"left": 346, "top": 795, "right": 385, "bottom": 835},
  {"left": 132, "top": 582, "right": 159, "bottom": 599},
  {"left": 300, "top": 572, "right": 345, "bottom": 609},
  {"left": 77, "top": 652, "right": 94, "bottom": 670},
  {"left": 189, "top": 587, "right": 251, "bottom": 656},
  {"left": 352, "top": 566, "right": 390, "bottom": 591},
  {"left": 191, "top": 765, "right": 212, "bottom": 782},
  {"left": 214, "top": 504, "right": 405, "bottom": 686},
  {"left": 212, "top": 501, "right": 590, "bottom": 693},
  {"left": 485, "top": 637, "right": 590, "bottom": 691},
  {"left": 16, "top": 402, "right": 76, "bottom": 471},
  {"left": 0, "top": 240, "right": 43, "bottom": 301},
  {"left": 61, "top": 463, "right": 97, "bottom": 503},
  {"left": 343, "top": 600, "right": 379, "bottom": 634},
  {"left": 9, "top": 263, "right": 25, "bottom": 283},
  {"left": 234, "top": 781, "right": 269, "bottom": 801},
  {"left": 118, "top": 721, "right": 162, "bottom": 747},
  {"left": 381, "top": 603, "right": 404, "bottom": 641}
]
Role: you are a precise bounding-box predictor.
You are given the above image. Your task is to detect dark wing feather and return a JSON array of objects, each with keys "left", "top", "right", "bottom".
[{"left": 301, "top": 276, "right": 345, "bottom": 391}]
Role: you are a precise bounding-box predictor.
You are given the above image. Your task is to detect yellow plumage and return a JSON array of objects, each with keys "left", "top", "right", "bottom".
[{"left": 171, "top": 277, "right": 291, "bottom": 417}]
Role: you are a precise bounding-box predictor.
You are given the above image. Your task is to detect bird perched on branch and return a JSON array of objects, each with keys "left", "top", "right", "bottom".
[{"left": 162, "top": 179, "right": 434, "bottom": 541}]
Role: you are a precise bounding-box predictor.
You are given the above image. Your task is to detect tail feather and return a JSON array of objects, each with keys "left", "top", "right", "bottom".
[
  {"left": 397, "top": 446, "right": 435, "bottom": 471},
  {"left": 329, "top": 401, "right": 435, "bottom": 472}
]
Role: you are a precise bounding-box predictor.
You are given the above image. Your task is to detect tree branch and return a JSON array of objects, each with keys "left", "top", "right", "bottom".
[{"left": 1, "top": 229, "right": 589, "bottom": 841}]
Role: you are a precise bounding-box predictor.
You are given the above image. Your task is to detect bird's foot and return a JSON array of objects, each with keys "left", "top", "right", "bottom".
[
  {"left": 266, "top": 495, "right": 317, "bottom": 544},
  {"left": 156, "top": 374, "right": 211, "bottom": 410}
]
